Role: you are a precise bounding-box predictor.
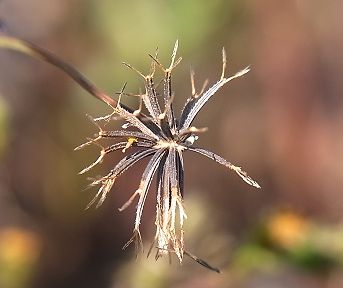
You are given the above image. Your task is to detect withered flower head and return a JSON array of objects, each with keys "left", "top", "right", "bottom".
[
  {"left": 76, "top": 40, "right": 260, "bottom": 266},
  {"left": 0, "top": 35, "right": 260, "bottom": 272}
]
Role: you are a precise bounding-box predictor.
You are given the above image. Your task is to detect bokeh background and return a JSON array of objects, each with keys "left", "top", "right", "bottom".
[{"left": 0, "top": 0, "right": 343, "bottom": 287}]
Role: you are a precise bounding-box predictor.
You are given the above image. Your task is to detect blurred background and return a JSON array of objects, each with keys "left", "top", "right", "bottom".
[{"left": 0, "top": 0, "right": 343, "bottom": 287}]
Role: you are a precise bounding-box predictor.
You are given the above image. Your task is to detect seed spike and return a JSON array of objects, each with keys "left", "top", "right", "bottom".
[
  {"left": 220, "top": 47, "right": 227, "bottom": 80},
  {"left": 115, "top": 91, "right": 141, "bottom": 98},
  {"left": 147, "top": 238, "right": 156, "bottom": 259},
  {"left": 150, "top": 58, "right": 156, "bottom": 77},
  {"left": 148, "top": 53, "right": 164, "bottom": 70},
  {"left": 123, "top": 229, "right": 143, "bottom": 257},
  {"left": 171, "top": 56, "right": 182, "bottom": 70},
  {"left": 190, "top": 67, "right": 196, "bottom": 97},
  {"left": 234, "top": 66, "right": 250, "bottom": 78},
  {"left": 149, "top": 46, "right": 159, "bottom": 76},
  {"left": 92, "top": 113, "right": 117, "bottom": 122},
  {"left": 133, "top": 94, "right": 144, "bottom": 116},
  {"left": 95, "top": 178, "right": 115, "bottom": 208},
  {"left": 122, "top": 62, "right": 146, "bottom": 79},
  {"left": 189, "top": 68, "right": 209, "bottom": 98},
  {"left": 74, "top": 136, "right": 100, "bottom": 150},
  {"left": 85, "top": 186, "right": 104, "bottom": 210},
  {"left": 158, "top": 93, "right": 175, "bottom": 120},
  {"left": 184, "top": 251, "right": 221, "bottom": 273},
  {"left": 118, "top": 189, "right": 141, "bottom": 211},
  {"left": 116, "top": 82, "right": 128, "bottom": 108},
  {"left": 155, "top": 46, "right": 159, "bottom": 59},
  {"left": 169, "top": 39, "right": 179, "bottom": 70},
  {"left": 79, "top": 151, "right": 104, "bottom": 175},
  {"left": 74, "top": 134, "right": 104, "bottom": 151},
  {"left": 178, "top": 126, "right": 208, "bottom": 138},
  {"left": 198, "top": 78, "right": 209, "bottom": 97}
]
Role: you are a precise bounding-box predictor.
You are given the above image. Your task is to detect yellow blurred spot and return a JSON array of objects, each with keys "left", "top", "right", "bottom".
[
  {"left": 266, "top": 211, "right": 309, "bottom": 249},
  {"left": 0, "top": 227, "right": 41, "bottom": 288}
]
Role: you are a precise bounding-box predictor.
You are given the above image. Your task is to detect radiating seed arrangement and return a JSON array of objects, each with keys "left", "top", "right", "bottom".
[
  {"left": 0, "top": 35, "right": 260, "bottom": 272},
  {"left": 76, "top": 41, "right": 260, "bottom": 269}
]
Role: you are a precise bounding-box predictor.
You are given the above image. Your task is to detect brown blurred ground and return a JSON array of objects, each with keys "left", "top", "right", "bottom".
[{"left": 0, "top": 0, "right": 343, "bottom": 287}]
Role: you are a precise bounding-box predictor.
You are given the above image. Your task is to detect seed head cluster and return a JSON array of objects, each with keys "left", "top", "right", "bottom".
[
  {"left": 1, "top": 33, "right": 260, "bottom": 271},
  {"left": 75, "top": 41, "right": 260, "bottom": 267}
]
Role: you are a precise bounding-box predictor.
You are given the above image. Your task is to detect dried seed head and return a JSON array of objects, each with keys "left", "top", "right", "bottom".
[
  {"left": 76, "top": 41, "right": 260, "bottom": 271},
  {"left": 0, "top": 34, "right": 260, "bottom": 272}
]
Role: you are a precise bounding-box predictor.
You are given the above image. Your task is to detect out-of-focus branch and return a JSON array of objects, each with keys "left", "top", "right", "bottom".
[{"left": 0, "top": 33, "right": 117, "bottom": 107}]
